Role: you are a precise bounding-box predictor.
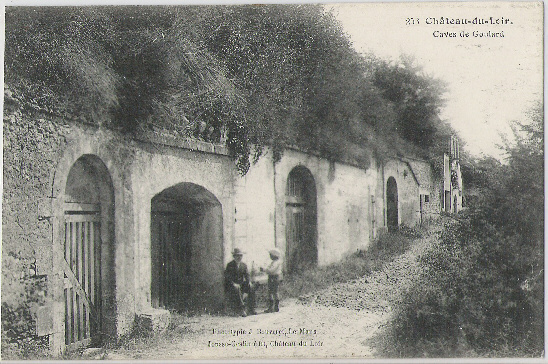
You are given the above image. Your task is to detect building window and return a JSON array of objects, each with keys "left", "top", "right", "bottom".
[{"left": 424, "top": 194, "right": 430, "bottom": 203}]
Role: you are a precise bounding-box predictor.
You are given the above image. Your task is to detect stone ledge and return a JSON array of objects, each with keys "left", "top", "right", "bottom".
[
  {"left": 135, "top": 309, "right": 171, "bottom": 336},
  {"left": 137, "top": 130, "right": 230, "bottom": 156}
]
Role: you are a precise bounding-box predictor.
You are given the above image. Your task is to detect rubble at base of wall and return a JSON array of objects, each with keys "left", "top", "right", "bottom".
[{"left": 135, "top": 309, "right": 171, "bottom": 336}]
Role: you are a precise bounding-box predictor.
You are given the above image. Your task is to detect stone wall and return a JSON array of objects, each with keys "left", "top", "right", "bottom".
[
  {"left": 383, "top": 159, "right": 420, "bottom": 228},
  {"left": 236, "top": 149, "right": 379, "bottom": 269},
  {"left": 3, "top": 106, "right": 444, "bottom": 354},
  {"left": 3, "top": 108, "right": 68, "bottom": 302},
  {"left": 407, "top": 158, "right": 443, "bottom": 223},
  {"left": 232, "top": 151, "right": 276, "bottom": 271},
  {"left": 129, "top": 140, "right": 235, "bottom": 312},
  {"left": 3, "top": 106, "right": 71, "bottom": 357},
  {"left": 3, "top": 106, "right": 239, "bottom": 352}
]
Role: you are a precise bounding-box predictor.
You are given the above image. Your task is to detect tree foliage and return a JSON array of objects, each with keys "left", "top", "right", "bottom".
[
  {"left": 5, "top": 7, "right": 119, "bottom": 119},
  {"left": 388, "top": 104, "right": 544, "bottom": 357},
  {"left": 497, "top": 105, "right": 544, "bottom": 245},
  {"left": 5, "top": 6, "right": 454, "bottom": 173},
  {"left": 370, "top": 55, "right": 447, "bottom": 149}
]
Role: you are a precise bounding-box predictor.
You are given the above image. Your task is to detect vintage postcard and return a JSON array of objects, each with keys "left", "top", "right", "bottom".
[{"left": 2, "top": 1, "right": 544, "bottom": 361}]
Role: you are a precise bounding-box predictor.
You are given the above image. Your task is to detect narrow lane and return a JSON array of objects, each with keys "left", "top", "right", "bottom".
[{"left": 105, "top": 228, "right": 437, "bottom": 360}]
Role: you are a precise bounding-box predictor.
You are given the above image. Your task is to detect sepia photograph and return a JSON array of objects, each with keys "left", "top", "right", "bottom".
[{"left": 1, "top": 1, "right": 544, "bottom": 360}]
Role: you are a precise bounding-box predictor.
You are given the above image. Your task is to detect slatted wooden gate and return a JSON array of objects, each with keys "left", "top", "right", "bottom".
[
  {"left": 64, "top": 203, "right": 101, "bottom": 350},
  {"left": 151, "top": 212, "right": 192, "bottom": 309}
]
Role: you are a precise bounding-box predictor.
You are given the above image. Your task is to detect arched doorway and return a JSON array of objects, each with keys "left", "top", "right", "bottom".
[
  {"left": 386, "top": 177, "right": 398, "bottom": 232},
  {"left": 63, "top": 155, "right": 114, "bottom": 349},
  {"left": 286, "top": 166, "right": 317, "bottom": 273},
  {"left": 150, "top": 183, "right": 223, "bottom": 311}
]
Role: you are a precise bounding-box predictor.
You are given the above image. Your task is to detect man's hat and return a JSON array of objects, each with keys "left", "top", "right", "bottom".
[
  {"left": 269, "top": 248, "right": 281, "bottom": 258},
  {"left": 232, "top": 248, "right": 244, "bottom": 256}
]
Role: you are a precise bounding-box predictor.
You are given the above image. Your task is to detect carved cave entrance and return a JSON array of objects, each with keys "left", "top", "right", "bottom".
[
  {"left": 63, "top": 155, "right": 114, "bottom": 350},
  {"left": 386, "top": 177, "right": 398, "bottom": 232},
  {"left": 151, "top": 183, "right": 224, "bottom": 311},
  {"left": 286, "top": 166, "right": 317, "bottom": 274}
]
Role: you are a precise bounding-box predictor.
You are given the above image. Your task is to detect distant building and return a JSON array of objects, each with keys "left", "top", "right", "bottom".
[{"left": 443, "top": 136, "right": 463, "bottom": 213}]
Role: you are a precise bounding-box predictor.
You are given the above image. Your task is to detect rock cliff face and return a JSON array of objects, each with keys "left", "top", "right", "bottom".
[{"left": 2, "top": 101, "right": 69, "bottom": 357}]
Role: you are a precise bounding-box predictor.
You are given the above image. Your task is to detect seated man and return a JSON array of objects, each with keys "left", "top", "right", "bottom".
[{"left": 224, "top": 248, "right": 257, "bottom": 316}]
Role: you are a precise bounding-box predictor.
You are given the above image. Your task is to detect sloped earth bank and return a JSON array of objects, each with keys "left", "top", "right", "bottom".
[{"left": 105, "top": 229, "right": 438, "bottom": 360}]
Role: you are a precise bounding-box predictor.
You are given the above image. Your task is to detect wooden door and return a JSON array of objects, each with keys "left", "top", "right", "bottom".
[
  {"left": 286, "top": 205, "right": 304, "bottom": 273},
  {"left": 286, "top": 167, "right": 317, "bottom": 273},
  {"left": 151, "top": 213, "right": 191, "bottom": 310},
  {"left": 63, "top": 203, "right": 101, "bottom": 350}
]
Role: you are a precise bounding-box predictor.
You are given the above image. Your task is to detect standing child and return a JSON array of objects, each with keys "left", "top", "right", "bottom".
[{"left": 262, "top": 248, "right": 283, "bottom": 313}]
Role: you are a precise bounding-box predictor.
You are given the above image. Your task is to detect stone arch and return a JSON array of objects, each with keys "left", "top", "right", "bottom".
[
  {"left": 63, "top": 154, "right": 114, "bottom": 348},
  {"left": 150, "top": 183, "right": 224, "bottom": 311},
  {"left": 285, "top": 165, "right": 317, "bottom": 273},
  {"left": 386, "top": 176, "right": 398, "bottom": 232}
]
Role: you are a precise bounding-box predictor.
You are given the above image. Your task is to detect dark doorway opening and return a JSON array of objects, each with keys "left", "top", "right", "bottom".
[
  {"left": 151, "top": 183, "right": 223, "bottom": 311},
  {"left": 445, "top": 190, "right": 451, "bottom": 212},
  {"left": 386, "top": 177, "right": 398, "bottom": 232}
]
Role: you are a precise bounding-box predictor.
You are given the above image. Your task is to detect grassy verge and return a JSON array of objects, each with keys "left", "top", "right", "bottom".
[{"left": 281, "top": 225, "right": 422, "bottom": 299}]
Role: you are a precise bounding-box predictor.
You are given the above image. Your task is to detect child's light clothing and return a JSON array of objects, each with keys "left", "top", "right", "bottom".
[
  {"left": 264, "top": 253, "right": 283, "bottom": 312},
  {"left": 265, "top": 259, "right": 283, "bottom": 280}
]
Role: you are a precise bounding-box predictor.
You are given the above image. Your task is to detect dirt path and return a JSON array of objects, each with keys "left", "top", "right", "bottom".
[{"left": 105, "top": 229, "right": 437, "bottom": 360}]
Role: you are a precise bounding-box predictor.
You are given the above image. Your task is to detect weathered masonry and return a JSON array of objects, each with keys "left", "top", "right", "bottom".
[{"left": 3, "top": 107, "right": 462, "bottom": 353}]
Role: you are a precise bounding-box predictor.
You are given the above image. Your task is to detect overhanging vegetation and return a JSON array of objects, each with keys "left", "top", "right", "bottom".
[{"left": 5, "top": 5, "right": 457, "bottom": 174}]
